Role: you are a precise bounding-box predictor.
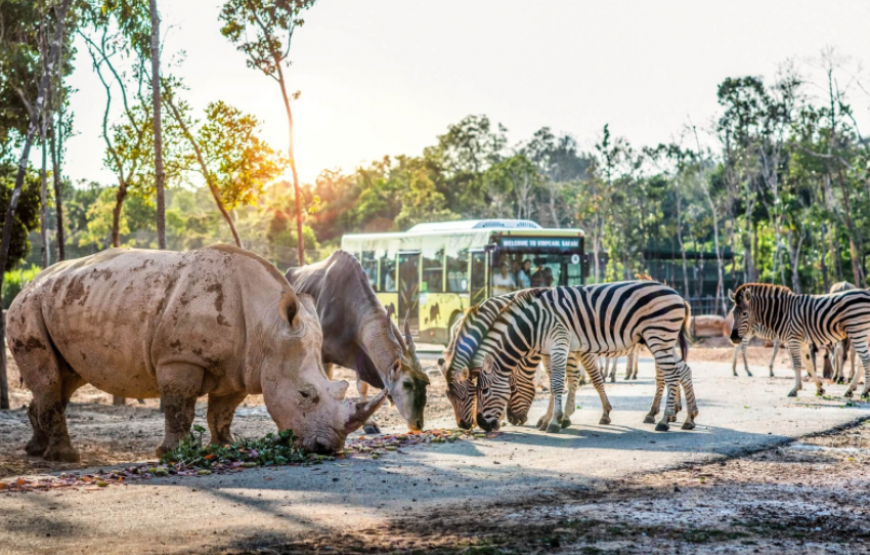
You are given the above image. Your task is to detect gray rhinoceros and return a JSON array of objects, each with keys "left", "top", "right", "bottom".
[
  {"left": 6, "top": 245, "right": 385, "bottom": 461},
  {"left": 286, "top": 250, "right": 429, "bottom": 432}
]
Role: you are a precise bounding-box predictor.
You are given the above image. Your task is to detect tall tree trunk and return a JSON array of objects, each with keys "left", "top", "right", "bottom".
[
  {"left": 111, "top": 182, "right": 127, "bottom": 248},
  {"left": 676, "top": 193, "right": 689, "bottom": 297},
  {"left": 836, "top": 170, "right": 865, "bottom": 287},
  {"left": 787, "top": 226, "right": 804, "bottom": 294},
  {"left": 49, "top": 107, "right": 65, "bottom": 261},
  {"left": 0, "top": 0, "right": 72, "bottom": 410},
  {"left": 150, "top": 0, "right": 166, "bottom": 250},
  {"left": 165, "top": 95, "right": 241, "bottom": 247},
  {"left": 274, "top": 65, "right": 304, "bottom": 265},
  {"left": 40, "top": 108, "right": 50, "bottom": 269},
  {"left": 820, "top": 223, "right": 830, "bottom": 292}
]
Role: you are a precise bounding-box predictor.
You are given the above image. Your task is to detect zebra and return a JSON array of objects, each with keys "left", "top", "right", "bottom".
[
  {"left": 444, "top": 281, "right": 696, "bottom": 433},
  {"left": 729, "top": 283, "right": 870, "bottom": 398},
  {"left": 828, "top": 282, "right": 857, "bottom": 384},
  {"left": 441, "top": 292, "right": 613, "bottom": 429}
]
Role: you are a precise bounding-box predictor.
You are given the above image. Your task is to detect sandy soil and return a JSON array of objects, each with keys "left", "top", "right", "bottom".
[{"left": 218, "top": 420, "right": 870, "bottom": 554}]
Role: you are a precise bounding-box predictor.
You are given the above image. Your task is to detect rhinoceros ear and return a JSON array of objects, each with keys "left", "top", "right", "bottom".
[{"left": 279, "top": 291, "right": 306, "bottom": 338}]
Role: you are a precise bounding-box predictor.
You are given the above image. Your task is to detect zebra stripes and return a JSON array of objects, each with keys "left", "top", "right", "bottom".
[
  {"left": 446, "top": 281, "right": 697, "bottom": 433},
  {"left": 729, "top": 283, "right": 870, "bottom": 398}
]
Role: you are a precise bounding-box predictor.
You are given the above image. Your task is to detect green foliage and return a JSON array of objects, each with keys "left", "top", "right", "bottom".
[
  {"left": 160, "top": 425, "right": 306, "bottom": 469},
  {"left": 0, "top": 164, "right": 41, "bottom": 270},
  {"left": 2, "top": 264, "right": 40, "bottom": 309},
  {"left": 219, "top": 0, "right": 316, "bottom": 79}
]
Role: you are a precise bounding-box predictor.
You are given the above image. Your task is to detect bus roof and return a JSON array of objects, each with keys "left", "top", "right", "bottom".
[{"left": 343, "top": 220, "right": 583, "bottom": 241}]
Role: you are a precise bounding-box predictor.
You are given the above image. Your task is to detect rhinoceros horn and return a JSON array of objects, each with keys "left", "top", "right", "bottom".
[{"left": 344, "top": 388, "right": 389, "bottom": 434}]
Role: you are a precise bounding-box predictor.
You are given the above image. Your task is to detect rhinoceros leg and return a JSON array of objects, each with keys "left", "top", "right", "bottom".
[
  {"left": 14, "top": 338, "right": 82, "bottom": 462},
  {"left": 156, "top": 364, "right": 204, "bottom": 457},
  {"left": 207, "top": 391, "right": 247, "bottom": 446}
]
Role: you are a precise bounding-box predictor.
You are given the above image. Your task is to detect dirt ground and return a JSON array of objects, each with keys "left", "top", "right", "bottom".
[
  {"left": 0, "top": 340, "right": 818, "bottom": 480},
  {"left": 218, "top": 420, "right": 870, "bottom": 555}
]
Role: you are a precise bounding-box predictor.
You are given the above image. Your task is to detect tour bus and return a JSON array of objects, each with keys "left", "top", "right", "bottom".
[{"left": 341, "top": 219, "right": 586, "bottom": 344}]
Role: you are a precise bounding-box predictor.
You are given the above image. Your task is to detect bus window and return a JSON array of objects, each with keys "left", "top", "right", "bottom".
[
  {"left": 446, "top": 247, "right": 469, "bottom": 293},
  {"left": 380, "top": 253, "right": 397, "bottom": 292},
  {"left": 361, "top": 252, "right": 378, "bottom": 290},
  {"left": 470, "top": 251, "right": 487, "bottom": 305},
  {"left": 422, "top": 247, "right": 444, "bottom": 293}
]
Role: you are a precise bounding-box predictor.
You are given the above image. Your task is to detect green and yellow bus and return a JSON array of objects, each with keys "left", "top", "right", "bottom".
[{"left": 341, "top": 219, "right": 586, "bottom": 344}]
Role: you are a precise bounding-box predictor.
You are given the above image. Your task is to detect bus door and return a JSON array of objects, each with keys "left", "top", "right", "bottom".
[
  {"left": 470, "top": 250, "right": 488, "bottom": 306},
  {"left": 398, "top": 252, "right": 421, "bottom": 335}
]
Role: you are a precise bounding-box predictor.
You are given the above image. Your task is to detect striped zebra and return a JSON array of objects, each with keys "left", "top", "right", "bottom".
[
  {"left": 444, "top": 281, "right": 696, "bottom": 433},
  {"left": 441, "top": 292, "right": 613, "bottom": 429},
  {"left": 729, "top": 283, "right": 870, "bottom": 398},
  {"left": 829, "top": 282, "right": 857, "bottom": 384}
]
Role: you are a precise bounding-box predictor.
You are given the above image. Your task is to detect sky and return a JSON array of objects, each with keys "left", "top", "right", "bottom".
[{"left": 62, "top": 0, "right": 870, "bottom": 187}]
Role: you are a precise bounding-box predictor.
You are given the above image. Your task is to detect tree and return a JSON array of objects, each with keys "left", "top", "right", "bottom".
[
  {"left": 149, "top": 0, "right": 166, "bottom": 249},
  {"left": 165, "top": 88, "right": 285, "bottom": 246},
  {"left": 0, "top": 0, "right": 72, "bottom": 410},
  {"left": 220, "top": 0, "right": 316, "bottom": 264}
]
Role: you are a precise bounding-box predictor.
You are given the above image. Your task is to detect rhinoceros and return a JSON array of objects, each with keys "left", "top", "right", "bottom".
[
  {"left": 286, "top": 251, "right": 429, "bottom": 432},
  {"left": 6, "top": 245, "right": 385, "bottom": 461}
]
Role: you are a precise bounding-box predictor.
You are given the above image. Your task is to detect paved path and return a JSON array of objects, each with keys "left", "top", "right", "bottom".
[{"left": 1, "top": 359, "right": 868, "bottom": 554}]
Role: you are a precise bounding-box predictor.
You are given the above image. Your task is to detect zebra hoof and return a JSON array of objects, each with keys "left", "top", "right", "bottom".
[
  {"left": 681, "top": 421, "right": 696, "bottom": 430},
  {"left": 599, "top": 416, "right": 611, "bottom": 425},
  {"left": 560, "top": 418, "right": 571, "bottom": 429},
  {"left": 535, "top": 417, "right": 546, "bottom": 429},
  {"left": 787, "top": 390, "right": 797, "bottom": 398},
  {"left": 546, "top": 422, "right": 562, "bottom": 434},
  {"left": 747, "top": 372, "right": 753, "bottom": 377},
  {"left": 844, "top": 390, "right": 854, "bottom": 398},
  {"left": 655, "top": 423, "right": 670, "bottom": 432},
  {"left": 816, "top": 388, "right": 826, "bottom": 397},
  {"left": 643, "top": 415, "right": 655, "bottom": 424},
  {"left": 363, "top": 423, "right": 381, "bottom": 434},
  {"left": 861, "top": 392, "right": 870, "bottom": 400}
]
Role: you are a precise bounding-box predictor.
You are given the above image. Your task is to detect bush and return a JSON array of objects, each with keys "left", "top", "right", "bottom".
[{"left": 2, "top": 264, "right": 41, "bottom": 309}]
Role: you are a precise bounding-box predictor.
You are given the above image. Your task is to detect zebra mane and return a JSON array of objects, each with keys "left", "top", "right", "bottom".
[{"left": 735, "top": 283, "right": 793, "bottom": 299}]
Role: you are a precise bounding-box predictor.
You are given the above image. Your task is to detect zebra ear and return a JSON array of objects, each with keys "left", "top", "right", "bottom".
[
  {"left": 481, "top": 355, "right": 495, "bottom": 375},
  {"left": 728, "top": 289, "right": 736, "bottom": 303}
]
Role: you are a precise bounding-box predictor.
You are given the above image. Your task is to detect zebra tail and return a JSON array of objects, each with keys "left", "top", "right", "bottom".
[{"left": 679, "top": 300, "right": 692, "bottom": 362}]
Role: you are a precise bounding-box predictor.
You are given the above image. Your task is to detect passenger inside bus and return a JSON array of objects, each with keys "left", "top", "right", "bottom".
[
  {"left": 517, "top": 259, "right": 532, "bottom": 289},
  {"left": 492, "top": 262, "right": 516, "bottom": 296}
]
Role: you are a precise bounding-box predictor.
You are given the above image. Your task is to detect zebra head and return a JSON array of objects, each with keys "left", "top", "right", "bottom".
[
  {"left": 729, "top": 287, "right": 754, "bottom": 346},
  {"left": 475, "top": 355, "right": 512, "bottom": 432},
  {"left": 444, "top": 365, "right": 477, "bottom": 429}
]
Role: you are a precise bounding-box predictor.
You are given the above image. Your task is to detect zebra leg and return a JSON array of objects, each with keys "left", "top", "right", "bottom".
[
  {"left": 848, "top": 338, "right": 870, "bottom": 398},
  {"left": 544, "top": 348, "right": 569, "bottom": 434},
  {"left": 850, "top": 343, "right": 857, "bottom": 384},
  {"left": 731, "top": 346, "right": 739, "bottom": 377},
  {"left": 535, "top": 357, "right": 554, "bottom": 430},
  {"left": 609, "top": 357, "right": 617, "bottom": 383},
  {"left": 742, "top": 340, "right": 752, "bottom": 377},
  {"left": 806, "top": 346, "right": 825, "bottom": 396},
  {"left": 579, "top": 353, "right": 612, "bottom": 425},
  {"left": 644, "top": 364, "right": 665, "bottom": 424},
  {"left": 769, "top": 339, "right": 779, "bottom": 378},
  {"left": 648, "top": 347, "right": 680, "bottom": 432},
  {"left": 676, "top": 360, "right": 698, "bottom": 430},
  {"left": 561, "top": 354, "right": 581, "bottom": 428},
  {"left": 786, "top": 340, "right": 804, "bottom": 397}
]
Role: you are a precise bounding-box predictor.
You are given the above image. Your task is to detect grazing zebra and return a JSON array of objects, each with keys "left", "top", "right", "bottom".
[
  {"left": 441, "top": 293, "right": 613, "bottom": 429},
  {"left": 444, "top": 282, "right": 696, "bottom": 433},
  {"left": 729, "top": 283, "right": 870, "bottom": 398}
]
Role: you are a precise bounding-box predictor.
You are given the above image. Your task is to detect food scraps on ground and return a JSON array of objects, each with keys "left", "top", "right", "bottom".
[{"left": 0, "top": 428, "right": 499, "bottom": 494}]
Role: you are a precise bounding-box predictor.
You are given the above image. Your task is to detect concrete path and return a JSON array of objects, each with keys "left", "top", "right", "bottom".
[{"left": 1, "top": 359, "right": 867, "bottom": 554}]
